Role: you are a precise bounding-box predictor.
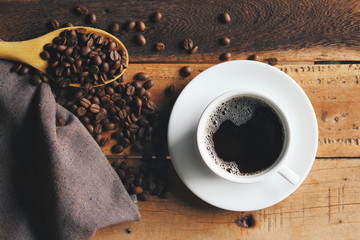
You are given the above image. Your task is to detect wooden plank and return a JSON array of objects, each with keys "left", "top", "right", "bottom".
[
  {"left": 94, "top": 158, "right": 360, "bottom": 240},
  {"left": 101, "top": 63, "right": 360, "bottom": 158},
  {"left": 0, "top": 0, "right": 359, "bottom": 62}
]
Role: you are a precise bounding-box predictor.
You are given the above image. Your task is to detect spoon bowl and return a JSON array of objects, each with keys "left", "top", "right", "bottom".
[{"left": 0, "top": 27, "right": 128, "bottom": 87}]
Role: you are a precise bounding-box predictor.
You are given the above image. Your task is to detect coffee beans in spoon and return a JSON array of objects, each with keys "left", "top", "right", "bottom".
[{"left": 42, "top": 28, "right": 127, "bottom": 87}]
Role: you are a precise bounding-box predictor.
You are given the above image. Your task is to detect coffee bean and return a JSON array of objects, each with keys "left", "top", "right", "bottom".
[
  {"left": 136, "top": 87, "right": 146, "bottom": 96},
  {"left": 30, "top": 75, "right": 42, "bottom": 86},
  {"left": 267, "top": 58, "right": 278, "bottom": 66},
  {"left": 63, "top": 22, "right": 74, "bottom": 27},
  {"left": 142, "top": 80, "right": 154, "bottom": 90},
  {"left": 10, "top": 62, "right": 22, "bottom": 72},
  {"left": 116, "top": 168, "right": 126, "bottom": 180},
  {"left": 135, "top": 34, "right": 146, "bottom": 46},
  {"left": 248, "top": 54, "right": 259, "bottom": 61},
  {"left": 104, "top": 122, "right": 115, "bottom": 131},
  {"left": 136, "top": 21, "right": 146, "bottom": 31},
  {"left": 220, "top": 37, "right": 231, "bottom": 46},
  {"left": 132, "top": 186, "right": 143, "bottom": 195},
  {"left": 154, "top": 42, "right": 165, "bottom": 51},
  {"left": 18, "top": 65, "right": 29, "bottom": 75},
  {"left": 183, "top": 39, "right": 194, "bottom": 51},
  {"left": 49, "top": 20, "right": 60, "bottom": 29},
  {"left": 112, "top": 131, "right": 124, "bottom": 139},
  {"left": 84, "top": 123, "right": 94, "bottom": 134},
  {"left": 180, "top": 66, "right": 192, "bottom": 77},
  {"left": 94, "top": 124, "right": 103, "bottom": 134},
  {"left": 76, "top": 107, "right": 87, "bottom": 116},
  {"left": 111, "top": 145, "right": 124, "bottom": 154},
  {"left": 150, "top": 11, "right": 163, "bottom": 22},
  {"left": 125, "top": 21, "right": 136, "bottom": 31},
  {"left": 137, "top": 192, "right": 149, "bottom": 201},
  {"left": 80, "top": 97, "right": 91, "bottom": 108},
  {"left": 219, "top": 12, "right": 231, "bottom": 23},
  {"left": 190, "top": 46, "right": 199, "bottom": 54},
  {"left": 220, "top": 52, "right": 231, "bottom": 61},
  {"left": 87, "top": 13, "right": 97, "bottom": 24},
  {"left": 40, "top": 51, "right": 51, "bottom": 60},
  {"left": 134, "top": 72, "right": 150, "bottom": 81},
  {"left": 165, "top": 84, "right": 175, "bottom": 97},
  {"left": 109, "top": 23, "right": 120, "bottom": 33},
  {"left": 126, "top": 85, "right": 135, "bottom": 96},
  {"left": 160, "top": 190, "right": 169, "bottom": 199},
  {"left": 74, "top": 5, "right": 88, "bottom": 15},
  {"left": 99, "top": 137, "right": 110, "bottom": 146},
  {"left": 119, "top": 138, "right": 131, "bottom": 147}
]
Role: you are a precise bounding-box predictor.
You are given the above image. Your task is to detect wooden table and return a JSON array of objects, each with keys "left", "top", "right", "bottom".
[{"left": 1, "top": 0, "right": 360, "bottom": 239}]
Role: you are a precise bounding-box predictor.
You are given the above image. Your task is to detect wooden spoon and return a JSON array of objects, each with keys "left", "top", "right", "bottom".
[{"left": 0, "top": 27, "right": 128, "bottom": 87}]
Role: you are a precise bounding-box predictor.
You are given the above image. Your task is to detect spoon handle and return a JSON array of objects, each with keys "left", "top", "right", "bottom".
[{"left": 0, "top": 41, "right": 46, "bottom": 72}]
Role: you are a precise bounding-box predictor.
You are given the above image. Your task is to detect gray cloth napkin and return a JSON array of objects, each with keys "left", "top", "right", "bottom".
[{"left": 0, "top": 59, "right": 140, "bottom": 240}]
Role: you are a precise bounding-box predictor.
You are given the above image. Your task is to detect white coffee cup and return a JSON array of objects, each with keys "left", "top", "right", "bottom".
[{"left": 196, "top": 90, "right": 299, "bottom": 185}]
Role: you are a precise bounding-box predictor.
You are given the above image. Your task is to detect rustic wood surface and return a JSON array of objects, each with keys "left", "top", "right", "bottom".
[
  {"left": 0, "top": 0, "right": 360, "bottom": 239},
  {"left": 0, "top": 0, "right": 359, "bottom": 62}
]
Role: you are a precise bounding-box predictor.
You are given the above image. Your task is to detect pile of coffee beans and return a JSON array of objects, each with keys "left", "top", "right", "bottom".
[
  {"left": 40, "top": 28, "right": 127, "bottom": 87},
  {"left": 112, "top": 157, "right": 171, "bottom": 201},
  {"left": 53, "top": 75, "right": 158, "bottom": 154}
]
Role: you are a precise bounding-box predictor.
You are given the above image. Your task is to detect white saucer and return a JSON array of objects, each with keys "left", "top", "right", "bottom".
[{"left": 168, "top": 60, "right": 318, "bottom": 211}]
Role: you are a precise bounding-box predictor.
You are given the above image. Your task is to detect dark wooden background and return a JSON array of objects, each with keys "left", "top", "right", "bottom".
[{"left": 0, "top": 0, "right": 359, "bottom": 62}]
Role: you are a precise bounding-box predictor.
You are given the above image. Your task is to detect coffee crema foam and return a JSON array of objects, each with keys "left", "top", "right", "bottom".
[{"left": 204, "top": 96, "right": 281, "bottom": 176}]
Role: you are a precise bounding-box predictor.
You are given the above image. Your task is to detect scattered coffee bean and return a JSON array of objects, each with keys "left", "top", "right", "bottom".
[
  {"left": 74, "top": 5, "right": 88, "bottom": 15},
  {"left": 190, "top": 46, "right": 199, "bottom": 54},
  {"left": 154, "top": 42, "right": 165, "bottom": 51},
  {"left": 30, "top": 75, "right": 42, "bottom": 86},
  {"left": 143, "top": 80, "right": 154, "bottom": 90},
  {"left": 63, "top": 22, "right": 74, "bottom": 27},
  {"left": 40, "top": 51, "right": 51, "bottom": 60},
  {"left": 135, "top": 34, "right": 146, "bottom": 46},
  {"left": 56, "top": 118, "right": 66, "bottom": 127},
  {"left": 267, "top": 58, "right": 278, "bottom": 66},
  {"left": 219, "top": 12, "right": 231, "bottom": 23},
  {"left": 18, "top": 65, "right": 29, "bottom": 75},
  {"left": 76, "top": 107, "right": 87, "bottom": 116},
  {"left": 180, "top": 66, "right": 192, "bottom": 77},
  {"left": 10, "top": 62, "right": 22, "bottom": 72},
  {"left": 49, "top": 20, "right": 60, "bottom": 29},
  {"left": 134, "top": 72, "right": 150, "bottom": 81},
  {"left": 89, "top": 104, "right": 101, "bottom": 113},
  {"left": 150, "top": 11, "right": 163, "bottom": 23},
  {"left": 109, "top": 23, "right": 120, "bottom": 33},
  {"left": 87, "top": 13, "right": 97, "bottom": 24},
  {"left": 165, "top": 84, "right": 175, "bottom": 97},
  {"left": 160, "top": 190, "right": 169, "bottom": 199},
  {"left": 125, "top": 228, "right": 132, "bottom": 234},
  {"left": 220, "top": 52, "right": 231, "bottom": 61},
  {"left": 125, "top": 20, "right": 136, "bottom": 31},
  {"left": 132, "top": 186, "right": 144, "bottom": 195},
  {"left": 183, "top": 39, "right": 194, "bottom": 51},
  {"left": 99, "top": 137, "right": 110, "bottom": 147},
  {"left": 220, "top": 37, "right": 231, "bottom": 46},
  {"left": 248, "top": 54, "right": 259, "bottom": 61},
  {"left": 80, "top": 97, "right": 91, "bottom": 108},
  {"left": 137, "top": 192, "right": 149, "bottom": 201},
  {"left": 136, "top": 21, "right": 146, "bottom": 31},
  {"left": 111, "top": 144, "right": 124, "bottom": 154}
]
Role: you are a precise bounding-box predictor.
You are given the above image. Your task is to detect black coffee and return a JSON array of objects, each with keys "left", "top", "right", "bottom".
[{"left": 204, "top": 96, "right": 285, "bottom": 175}]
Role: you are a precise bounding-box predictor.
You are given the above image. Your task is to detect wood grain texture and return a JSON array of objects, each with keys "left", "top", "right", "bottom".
[
  {"left": 0, "top": 0, "right": 359, "bottom": 62},
  {"left": 94, "top": 158, "right": 360, "bottom": 240},
  {"left": 101, "top": 63, "right": 360, "bottom": 158}
]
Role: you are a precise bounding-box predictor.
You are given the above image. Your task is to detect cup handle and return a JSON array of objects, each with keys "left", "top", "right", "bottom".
[{"left": 278, "top": 165, "right": 299, "bottom": 185}]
